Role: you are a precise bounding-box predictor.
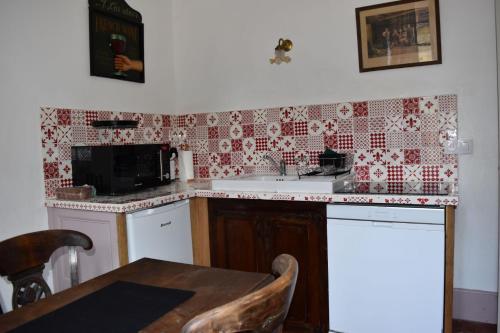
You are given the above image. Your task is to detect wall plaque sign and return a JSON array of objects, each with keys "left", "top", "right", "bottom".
[{"left": 89, "top": 0, "right": 145, "bottom": 83}]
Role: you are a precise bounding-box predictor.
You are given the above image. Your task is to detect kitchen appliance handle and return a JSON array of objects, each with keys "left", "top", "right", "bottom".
[{"left": 159, "top": 149, "right": 163, "bottom": 181}]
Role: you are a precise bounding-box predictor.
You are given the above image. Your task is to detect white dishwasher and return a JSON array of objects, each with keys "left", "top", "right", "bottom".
[
  {"left": 126, "top": 199, "right": 193, "bottom": 264},
  {"left": 327, "top": 204, "right": 445, "bottom": 333}
]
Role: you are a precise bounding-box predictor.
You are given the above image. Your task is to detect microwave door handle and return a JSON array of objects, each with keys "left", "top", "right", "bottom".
[{"left": 159, "top": 149, "right": 163, "bottom": 181}]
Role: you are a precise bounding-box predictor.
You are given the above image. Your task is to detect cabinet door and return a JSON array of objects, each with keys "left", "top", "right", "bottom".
[
  {"left": 265, "top": 209, "right": 327, "bottom": 333},
  {"left": 209, "top": 201, "right": 263, "bottom": 272},
  {"left": 208, "top": 199, "right": 328, "bottom": 333},
  {"left": 47, "top": 208, "right": 121, "bottom": 292}
]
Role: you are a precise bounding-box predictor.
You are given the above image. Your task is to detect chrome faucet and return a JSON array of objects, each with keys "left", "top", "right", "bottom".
[{"left": 264, "top": 155, "right": 287, "bottom": 176}]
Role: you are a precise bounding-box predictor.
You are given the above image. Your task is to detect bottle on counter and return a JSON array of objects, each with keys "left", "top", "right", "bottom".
[{"left": 168, "top": 147, "right": 178, "bottom": 181}]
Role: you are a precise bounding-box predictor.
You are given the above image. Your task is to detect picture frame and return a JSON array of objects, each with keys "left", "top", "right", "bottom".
[
  {"left": 89, "top": 0, "right": 145, "bottom": 83},
  {"left": 355, "top": 0, "right": 441, "bottom": 72}
]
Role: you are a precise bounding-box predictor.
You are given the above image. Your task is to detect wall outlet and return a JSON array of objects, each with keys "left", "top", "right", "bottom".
[{"left": 444, "top": 138, "right": 473, "bottom": 155}]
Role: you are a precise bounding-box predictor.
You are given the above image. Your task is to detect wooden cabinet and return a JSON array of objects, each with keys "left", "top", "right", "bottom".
[
  {"left": 208, "top": 199, "right": 328, "bottom": 333},
  {"left": 47, "top": 208, "right": 128, "bottom": 292}
]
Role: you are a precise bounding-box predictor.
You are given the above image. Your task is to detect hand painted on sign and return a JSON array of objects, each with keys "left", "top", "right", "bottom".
[{"left": 114, "top": 55, "right": 143, "bottom": 73}]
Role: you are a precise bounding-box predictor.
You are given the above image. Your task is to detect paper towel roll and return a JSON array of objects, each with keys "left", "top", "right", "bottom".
[
  {"left": 170, "top": 159, "right": 176, "bottom": 180},
  {"left": 179, "top": 150, "right": 194, "bottom": 181}
]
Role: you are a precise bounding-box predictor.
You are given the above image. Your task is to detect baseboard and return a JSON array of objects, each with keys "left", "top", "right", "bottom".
[
  {"left": 453, "top": 288, "right": 498, "bottom": 324},
  {"left": 453, "top": 319, "right": 497, "bottom": 333}
]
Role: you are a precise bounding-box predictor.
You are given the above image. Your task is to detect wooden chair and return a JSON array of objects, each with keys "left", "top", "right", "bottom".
[
  {"left": 182, "top": 254, "right": 298, "bottom": 333},
  {"left": 0, "top": 229, "right": 93, "bottom": 309}
]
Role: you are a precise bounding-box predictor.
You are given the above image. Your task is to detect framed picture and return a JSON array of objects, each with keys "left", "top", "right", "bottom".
[
  {"left": 355, "top": 0, "right": 441, "bottom": 72},
  {"left": 89, "top": 0, "right": 145, "bottom": 83}
]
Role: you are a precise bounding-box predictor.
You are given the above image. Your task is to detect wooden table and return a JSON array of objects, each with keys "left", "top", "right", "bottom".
[{"left": 0, "top": 258, "right": 273, "bottom": 332}]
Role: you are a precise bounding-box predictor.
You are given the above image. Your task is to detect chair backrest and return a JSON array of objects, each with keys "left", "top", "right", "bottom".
[
  {"left": 181, "top": 254, "right": 298, "bottom": 333},
  {"left": 0, "top": 229, "right": 93, "bottom": 309}
]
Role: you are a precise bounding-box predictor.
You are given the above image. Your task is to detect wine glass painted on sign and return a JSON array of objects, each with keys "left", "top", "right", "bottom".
[{"left": 109, "top": 34, "right": 127, "bottom": 77}]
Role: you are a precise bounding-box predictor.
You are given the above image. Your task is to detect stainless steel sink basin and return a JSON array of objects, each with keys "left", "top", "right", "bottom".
[{"left": 211, "top": 175, "right": 338, "bottom": 194}]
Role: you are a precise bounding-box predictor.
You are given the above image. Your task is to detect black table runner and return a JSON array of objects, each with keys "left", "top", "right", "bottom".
[{"left": 9, "top": 281, "right": 195, "bottom": 333}]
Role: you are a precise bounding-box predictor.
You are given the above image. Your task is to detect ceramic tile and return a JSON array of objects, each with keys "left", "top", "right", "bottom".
[
  {"left": 370, "top": 149, "right": 387, "bottom": 165},
  {"left": 253, "top": 109, "right": 267, "bottom": 124},
  {"left": 242, "top": 138, "right": 256, "bottom": 152},
  {"left": 42, "top": 142, "right": 58, "bottom": 163},
  {"left": 281, "top": 122, "right": 294, "bottom": 136},
  {"left": 218, "top": 126, "right": 230, "bottom": 139},
  {"left": 420, "top": 96, "right": 439, "bottom": 115},
  {"left": 353, "top": 118, "right": 368, "bottom": 133},
  {"left": 308, "top": 105, "right": 322, "bottom": 120},
  {"left": 321, "top": 104, "right": 336, "bottom": 120},
  {"left": 353, "top": 133, "right": 369, "bottom": 149},
  {"left": 242, "top": 124, "right": 254, "bottom": 138},
  {"left": 40, "top": 94, "right": 458, "bottom": 197},
  {"left": 280, "top": 107, "right": 295, "bottom": 122},
  {"left": 207, "top": 113, "right": 219, "bottom": 127},
  {"left": 185, "top": 114, "right": 197, "bottom": 127},
  {"left": 324, "top": 135, "right": 338, "bottom": 150},
  {"left": 266, "top": 108, "right": 280, "bottom": 122},
  {"left": 231, "top": 152, "right": 244, "bottom": 165},
  {"left": 336, "top": 103, "right": 353, "bottom": 120},
  {"left": 353, "top": 102, "right": 368, "bottom": 117},
  {"left": 367, "top": 100, "right": 385, "bottom": 117},
  {"left": 231, "top": 139, "right": 243, "bottom": 152},
  {"left": 57, "top": 109, "right": 72, "bottom": 126},
  {"left": 295, "top": 106, "right": 308, "bottom": 121}
]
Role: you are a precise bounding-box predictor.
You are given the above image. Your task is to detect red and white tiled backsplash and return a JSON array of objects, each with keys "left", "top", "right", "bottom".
[{"left": 41, "top": 94, "right": 458, "bottom": 198}]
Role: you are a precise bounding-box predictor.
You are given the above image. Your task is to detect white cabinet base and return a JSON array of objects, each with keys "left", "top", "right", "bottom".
[{"left": 48, "top": 208, "right": 121, "bottom": 292}]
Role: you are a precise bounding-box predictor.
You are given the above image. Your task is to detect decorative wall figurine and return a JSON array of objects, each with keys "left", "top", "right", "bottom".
[{"left": 270, "top": 38, "right": 293, "bottom": 65}]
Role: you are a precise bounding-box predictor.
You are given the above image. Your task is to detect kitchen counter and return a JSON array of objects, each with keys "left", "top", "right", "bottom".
[
  {"left": 45, "top": 180, "right": 459, "bottom": 213},
  {"left": 45, "top": 180, "right": 458, "bottom": 332}
]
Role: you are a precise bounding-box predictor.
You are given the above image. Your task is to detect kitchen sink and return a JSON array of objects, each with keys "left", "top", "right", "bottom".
[{"left": 211, "top": 174, "right": 340, "bottom": 194}]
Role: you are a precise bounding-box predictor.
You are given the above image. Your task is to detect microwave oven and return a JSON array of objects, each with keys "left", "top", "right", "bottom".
[{"left": 71, "top": 144, "right": 172, "bottom": 195}]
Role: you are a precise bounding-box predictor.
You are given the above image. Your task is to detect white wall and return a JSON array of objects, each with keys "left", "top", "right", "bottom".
[
  {"left": 173, "top": 0, "right": 499, "bottom": 293},
  {"left": 0, "top": 0, "right": 175, "bottom": 311}
]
